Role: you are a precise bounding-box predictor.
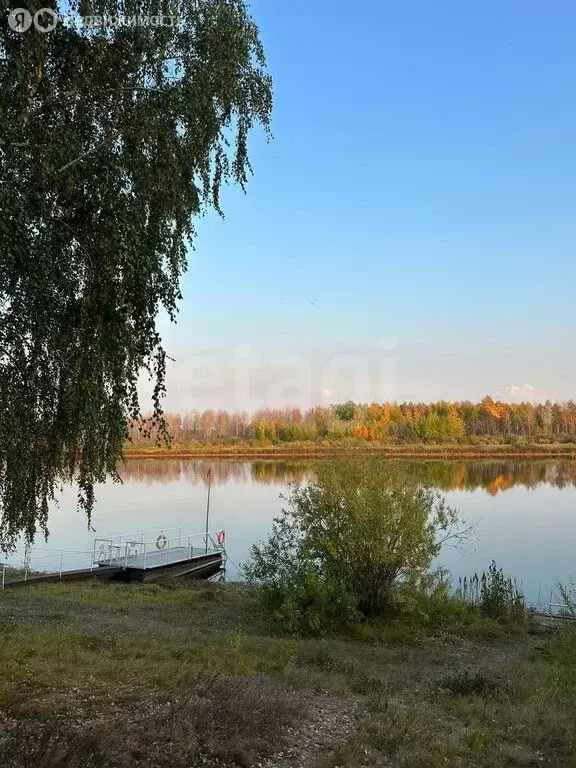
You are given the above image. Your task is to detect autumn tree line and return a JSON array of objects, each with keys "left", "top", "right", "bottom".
[{"left": 129, "top": 397, "right": 576, "bottom": 446}]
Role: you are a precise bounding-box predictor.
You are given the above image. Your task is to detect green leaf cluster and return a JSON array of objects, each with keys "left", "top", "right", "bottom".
[{"left": 0, "top": 0, "right": 272, "bottom": 548}]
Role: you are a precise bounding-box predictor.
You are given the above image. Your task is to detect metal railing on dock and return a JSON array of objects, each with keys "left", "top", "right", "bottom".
[
  {"left": 1, "top": 548, "right": 99, "bottom": 586},
  {"left": 1, "top": 527, "right": 226, "bottom": 586},
  {"left": 92, "top": 529, "right": 226, "bottom": 570}
]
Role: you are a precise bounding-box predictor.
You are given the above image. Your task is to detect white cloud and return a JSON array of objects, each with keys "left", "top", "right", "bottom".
[{"left": 503, "top": 384, "right": 540, "bottom": 401}]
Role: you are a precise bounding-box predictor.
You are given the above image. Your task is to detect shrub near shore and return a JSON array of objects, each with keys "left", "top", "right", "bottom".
[{"left": 246, "top": 457, "right": 472, "bottom": 634}]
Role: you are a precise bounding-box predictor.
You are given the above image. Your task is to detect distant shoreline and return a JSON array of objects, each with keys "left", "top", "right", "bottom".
[{"left": 123, "top": 442, "right": 576, "bottom": 460}]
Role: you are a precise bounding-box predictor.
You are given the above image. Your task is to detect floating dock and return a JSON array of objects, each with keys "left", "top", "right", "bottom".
[{"left": 1, "top": 527, "right": 226, "bottom": 588}]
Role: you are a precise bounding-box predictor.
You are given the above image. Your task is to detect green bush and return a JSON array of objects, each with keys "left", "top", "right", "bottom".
[
  {"left": 480, "top": 561, "right": 525, "bottom": 620},
  {"left": 417, "top": 593, "right": 480, "bottom": 627},
  {"left": 259, "top": 563, "right": 360, "bottom": 636},
  {"left": 246, "top": 457, "right": 465, "bottom": 635}
]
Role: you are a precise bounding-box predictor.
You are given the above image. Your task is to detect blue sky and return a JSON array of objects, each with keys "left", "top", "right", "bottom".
[{"left": 159, "top": 0, "right": 576, "bottom": 411}]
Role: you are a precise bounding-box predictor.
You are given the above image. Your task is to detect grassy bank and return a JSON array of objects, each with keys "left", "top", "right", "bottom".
[
  {"left": 0, "top": 579, "right": 574, "bottom": 767},
  {"left": 124, "top": 440, "right": 576, "bottom": 460}
]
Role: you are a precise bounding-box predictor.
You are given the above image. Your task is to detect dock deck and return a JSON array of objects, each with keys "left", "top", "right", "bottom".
[
  {"left": 97, "top": 545, "right": 211, "bottom": 570},
  {"left": 2, "top": 528, "right": 226, "bottom": 588}
]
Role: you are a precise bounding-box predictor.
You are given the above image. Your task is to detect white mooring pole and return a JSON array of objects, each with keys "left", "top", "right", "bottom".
[{"left": 205, "top": 467, "right": 212, "bottom": 554}]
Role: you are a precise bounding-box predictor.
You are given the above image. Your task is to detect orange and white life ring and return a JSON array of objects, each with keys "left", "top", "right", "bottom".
[
  {"left": 156, "top": 534, "right": 167, "bottom": 551},
  {"left": 216, "top": 530, "right": 225, "bottom": 546}
]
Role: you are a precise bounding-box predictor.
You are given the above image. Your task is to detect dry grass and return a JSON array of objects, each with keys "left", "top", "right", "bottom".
[
  {"left": 123, "top": 440, "right": 576, "bottom": 459},
  {"left": 1, "top": 675, "right": 300, "bottom": 768},
  {"left": 0, "top": 580, "right": 574, "bottom": 767},
  {"left": 314, "top": 629, "right": 576, "bottom": 768}
]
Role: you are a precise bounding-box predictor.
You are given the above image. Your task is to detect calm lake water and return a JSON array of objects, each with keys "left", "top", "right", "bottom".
[{"left": 7, "top": 458, "right": 576, "bottom": 606}]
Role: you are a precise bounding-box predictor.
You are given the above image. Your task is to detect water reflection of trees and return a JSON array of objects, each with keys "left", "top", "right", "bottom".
[
  {"left": 119, "top": 459, "right": 576, "bottom": 493},
  {"left": 393, "top": 460, "right": 576, "bottom": 494},
  {"left": 120, "top": 459, "right": 314, "bottom": 486}
]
